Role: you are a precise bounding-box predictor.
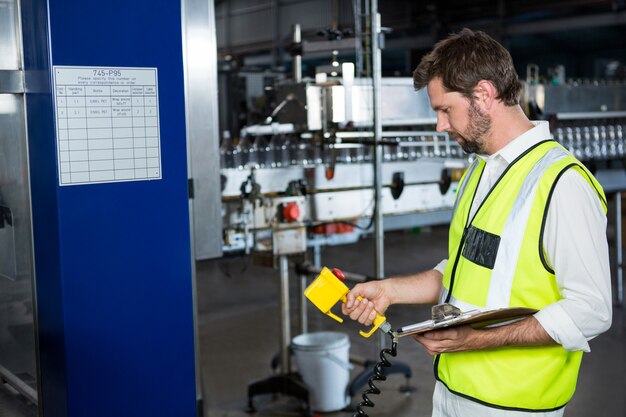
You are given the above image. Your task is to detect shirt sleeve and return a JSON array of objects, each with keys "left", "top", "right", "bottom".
[
  {"left": 534, "top": 169, "right": 613, "bottom": 352},
  {"left": 433, "top": 259, "right": 448, "bottom": 303},
  {"left": 434, "top": 259, "right": 448, "bottom": 275}
]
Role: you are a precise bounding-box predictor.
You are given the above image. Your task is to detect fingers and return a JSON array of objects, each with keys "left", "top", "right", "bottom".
[
  {"left": 414, "top": 336, "right": 441, "bottom": 356},
  {"left": 341, "top": 282, "right": 389, "bottom": 326},
  {"left": 344, "top": 283, "right": 367, "bottom": 309},
  {"left": 421, "top": 329, "right": 452, "bottom": 340},
  {"left": 344, "top": 291, "right": 357, "bottom": 309},
  {"left": 414, "top": 330, "right": 453, "bottom": 354},
  {"left": 341, "top": 297, "right": 377, "bottom": 326},
  {"left": 413, "top": 334, "right": 443, "bottom": 355},
  {"left": 412, "top": 327, "right": 475, "bottom": 355}
]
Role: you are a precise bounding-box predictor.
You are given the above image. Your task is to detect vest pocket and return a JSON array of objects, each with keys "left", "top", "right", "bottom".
[{"left": 461, "top": 226, "right": 500, "bottom": 269}]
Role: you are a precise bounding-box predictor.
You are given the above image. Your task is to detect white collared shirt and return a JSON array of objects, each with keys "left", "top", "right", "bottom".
[{"left": 435, "top": 121, "right": 612, "bottom": 352}]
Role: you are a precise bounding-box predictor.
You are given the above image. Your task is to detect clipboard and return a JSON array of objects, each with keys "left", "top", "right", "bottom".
[{"left": 396, "top": 303, "right": 537, "bottom": 338}]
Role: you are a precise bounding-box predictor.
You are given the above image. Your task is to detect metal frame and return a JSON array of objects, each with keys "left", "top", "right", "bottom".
[
  {"left": 371, "top": 1, "right": 384, "bottom": 281},
  {"left": 0, "top": 70, "right": 24, "bottom": 93},
  {"left": 279, "top": 255, "right": 291, "bottom": 372},
  {"left": 617, "top": 193, "right": 624, "bottom": 307},
  {"left": 183, "top": 0, "right": 223, "bottom": 260},
  {"left": 0, "top": 0, "right": 40, "bottom": 407},
  {"left": 556, "top": 111, "right": 626, "bottom": 121},
  {"left": 181, "top": 0, "right": 224, "bottom": 413}
]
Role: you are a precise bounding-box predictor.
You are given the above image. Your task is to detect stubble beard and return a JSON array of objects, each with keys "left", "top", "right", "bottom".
[{"left": 454, "top": 99, "right": 492, "bottom": 154}]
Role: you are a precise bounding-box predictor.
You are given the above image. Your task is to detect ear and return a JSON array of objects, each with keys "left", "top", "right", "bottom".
[{"left": 473, "top": 80, "right": 497, "bottom": 110}]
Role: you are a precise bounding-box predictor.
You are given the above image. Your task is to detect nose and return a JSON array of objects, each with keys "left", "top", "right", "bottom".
[{"left": 436, "top": 115, "right": 449, "bottom": 133}]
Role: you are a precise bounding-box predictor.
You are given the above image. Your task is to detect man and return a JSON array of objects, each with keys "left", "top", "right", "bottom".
[{"left": 342, "top": 28, "right": 612, "bottom": 416}]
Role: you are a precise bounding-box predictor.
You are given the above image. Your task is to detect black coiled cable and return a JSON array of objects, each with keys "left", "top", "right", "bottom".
[{"left": 353, "top": 332, "right": 398, "bottom": 417}]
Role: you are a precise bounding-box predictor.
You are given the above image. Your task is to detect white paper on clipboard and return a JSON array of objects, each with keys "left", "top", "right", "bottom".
[{"left": 396, "top": 307, "right": 538, "bottom": 337}]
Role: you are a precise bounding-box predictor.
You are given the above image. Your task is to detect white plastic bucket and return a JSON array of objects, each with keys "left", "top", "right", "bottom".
[{"left": 291, "top": 331, "right": 352, "bottom": 412}]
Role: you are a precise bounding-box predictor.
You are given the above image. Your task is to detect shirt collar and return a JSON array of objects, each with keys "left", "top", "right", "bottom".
[{"left": 477, "top": 121, "right": 551, "bottom": 164}]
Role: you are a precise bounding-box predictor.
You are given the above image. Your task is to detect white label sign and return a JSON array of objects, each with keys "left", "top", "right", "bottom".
[{"left": 53, "top": 66, "right": 162, "bottom": 186}]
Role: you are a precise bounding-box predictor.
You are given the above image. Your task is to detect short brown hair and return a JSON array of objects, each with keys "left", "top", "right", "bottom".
[{"left": 413, "top": 28, "right": 522, "bottom": 106}]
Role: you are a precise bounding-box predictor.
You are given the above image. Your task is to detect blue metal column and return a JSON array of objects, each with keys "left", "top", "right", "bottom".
[{"left": 22, "top": 1, "right": 197, "bottom": 416}]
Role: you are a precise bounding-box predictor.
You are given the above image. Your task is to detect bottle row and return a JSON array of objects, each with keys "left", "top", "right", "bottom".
[
  {"left": 554, "top": 124, "right": 625, "bottom": 161},
  {"left": 219, "top": 134, "right": 464, "bottom": 170},
  {"left": 218, "top": 124, "right": 626, "bottom": 170}
]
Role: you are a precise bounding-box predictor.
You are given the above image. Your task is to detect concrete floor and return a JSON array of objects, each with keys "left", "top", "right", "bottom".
[
  {"left": 1, "top": 225, "right": 624, "bottom": 416},
  {"left": 199, "top": 225, "right": 626, "bottom": 417}
]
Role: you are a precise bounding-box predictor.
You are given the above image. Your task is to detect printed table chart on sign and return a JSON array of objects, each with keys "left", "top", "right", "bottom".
[{"left": 53, "top": 67, "right": 162, "bottom": 186}]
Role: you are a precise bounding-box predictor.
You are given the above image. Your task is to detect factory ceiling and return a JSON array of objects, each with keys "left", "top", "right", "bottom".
[{"left": 215, "top": 0, "right": 626, "bottom": 78}]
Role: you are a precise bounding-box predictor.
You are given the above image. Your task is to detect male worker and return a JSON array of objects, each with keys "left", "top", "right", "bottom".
[{"left": 342, "top": 28, "right": 612, "bottom": 417}]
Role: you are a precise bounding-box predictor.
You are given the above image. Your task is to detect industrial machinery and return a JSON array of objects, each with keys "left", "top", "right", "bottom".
[
  {"left": 524, "top": 66, "right": 626, "bottom": 171},
  {"left": 524, "top": 66, "right": 626, "bottom": 307},
  {"left": 228, "top": 70, "right": 465, "bottom": 412},
  {"left": 219, "top": 55, "right": 626, "bottom": 303},
  {"left": 219, "top": 75, "right": 466, "bottom": 255}
]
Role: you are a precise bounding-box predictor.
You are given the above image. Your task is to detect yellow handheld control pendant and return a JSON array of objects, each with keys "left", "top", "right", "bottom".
[{"left": 304, "top": 267, "right": 389, "bottom": 338}]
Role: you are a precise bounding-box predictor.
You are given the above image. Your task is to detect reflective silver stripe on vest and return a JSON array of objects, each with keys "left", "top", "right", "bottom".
[
  {"left": 485, "top": 146, "right": 569, "bottom": 309},
  {"left": 452, "top": 159, "right": 480, "bottom": 215}
]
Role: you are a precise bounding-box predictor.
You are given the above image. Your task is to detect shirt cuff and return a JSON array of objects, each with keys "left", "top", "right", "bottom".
[
  {"left": 534, "top": 303, "right": 590, "bottom": 352},
  {"left": 434, "top": 259, "right": 447, "bottom": 275}
]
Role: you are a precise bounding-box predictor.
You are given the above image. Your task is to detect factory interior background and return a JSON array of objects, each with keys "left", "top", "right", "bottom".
[{"left": 1, "top": 0, "right": 625, "bottom": 416}]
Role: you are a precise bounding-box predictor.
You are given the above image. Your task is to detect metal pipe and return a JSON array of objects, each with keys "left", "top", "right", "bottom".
[
  {"left": 313, "top": 244, "right": 322, "bottom": 268},
  {"left": 279, "top": 255, "right": 291, "bottom": 372},
  {"left": 556, "top": 111, "right": 626, "bottom": 120},
  {"left": 335, "top": 131, "right": 449, "bottom": 139},
  {"left": 221, "top": 178, "right": 448, "bottom": 201},
  {"left": 304, "top": 180, "right": 442, "bottom": 194},
  {"left": 370, "top": 0, "right": 388, "bottom": 352},
  {"left": 326, "top": 139, "right": 443, "bottom": 146},
  {"left": 353, "top": 0, "right": 363, "bottom": 77},
  {"left": 371, "top": 2, "right": 384, "bottom": 281},
  {"left": 292, "top": 24, "right": 302, "bottom": 83},
  {"left": 271, "top": 0, "right": 280, "bottom": 69},
  {"left": 300, "top": 273, "right": 308, "bottom": 334},
  {"left": 617, "top": 192, "right": 623, "bottom": 307},
  {"left": 0, "top": 364, "right": 37, "bottom": 404}
]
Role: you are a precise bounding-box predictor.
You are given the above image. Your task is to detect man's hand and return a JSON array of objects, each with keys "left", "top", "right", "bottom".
[
  {"left": 340, "top": 269, "right": 444, "bottom": 326},
  {"left": 413, "top": 316, "right": 556, "bottom": 356},
  {"left": 341, "top": 281, "right": 390, "bottom": 326},
  {"left": 414, "top": 326, "right": 481, "bottom": 355}
]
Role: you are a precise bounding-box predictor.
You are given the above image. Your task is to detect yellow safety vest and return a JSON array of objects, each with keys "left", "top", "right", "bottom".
[{"left": 438, "top": 140, "right": 607, "bottom": 411}]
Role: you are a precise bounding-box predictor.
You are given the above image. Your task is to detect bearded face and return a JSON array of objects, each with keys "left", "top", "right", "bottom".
[{"left": 450, "top": 98, "right": 492, "bottom": 154}]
